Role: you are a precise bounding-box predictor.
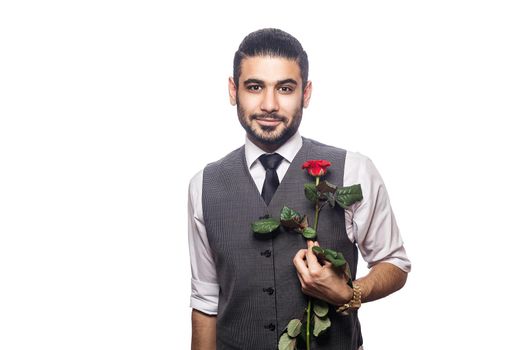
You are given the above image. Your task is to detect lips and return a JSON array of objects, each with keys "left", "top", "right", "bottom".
[
  {"left": 255, "top": 118, "right": 282, "bottom": 127},
  {"left": 252, "top": 114, "right": 285, "bottom": 127}
]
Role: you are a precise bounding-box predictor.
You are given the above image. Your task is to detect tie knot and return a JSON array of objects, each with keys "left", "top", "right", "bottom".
[{"left": 259, "top": 153, "right": 284, "bottom": 171}]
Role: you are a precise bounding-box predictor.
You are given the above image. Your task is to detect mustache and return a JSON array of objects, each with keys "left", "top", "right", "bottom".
[{"left": 250, "top": 113, "right": 287, "bottom": 121}]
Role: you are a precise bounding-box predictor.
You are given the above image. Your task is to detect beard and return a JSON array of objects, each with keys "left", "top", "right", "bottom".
[{"left": 236, "top": 98, "right": 303, "bottom": 147}]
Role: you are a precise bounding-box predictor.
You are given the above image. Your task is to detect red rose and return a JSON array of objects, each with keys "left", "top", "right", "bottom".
[{"left": 302, "top": 159, "right": 331, "bottom": 177}]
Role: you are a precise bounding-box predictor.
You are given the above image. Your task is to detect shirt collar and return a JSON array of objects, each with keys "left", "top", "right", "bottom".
[{"left": 245, "top": 131, "right": 303, "bottom": 169}]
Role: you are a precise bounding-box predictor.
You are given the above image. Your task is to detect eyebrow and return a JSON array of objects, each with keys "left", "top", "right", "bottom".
[{"left": 243, "top": 78, "right": 298, "bottom": 86}]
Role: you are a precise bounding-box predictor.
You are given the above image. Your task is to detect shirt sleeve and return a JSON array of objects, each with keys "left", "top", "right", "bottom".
[
  {"left": 344, "top": 152, "right": 411, "bottom": 273},
  {"left": 188, "top": 169, "right": 219, "bottom": 315}
]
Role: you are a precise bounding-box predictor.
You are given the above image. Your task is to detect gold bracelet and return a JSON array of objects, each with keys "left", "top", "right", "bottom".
[{"left": 336, "top": 283, "right": 362, "bottom": 314}]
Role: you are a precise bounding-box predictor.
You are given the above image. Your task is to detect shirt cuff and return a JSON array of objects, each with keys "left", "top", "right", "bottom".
[
  {"left": 369, "top": 256, "right": 412, "bottom": 273},
  {"left": 190, "top": 278, "right": 219, "bottom": 315}
]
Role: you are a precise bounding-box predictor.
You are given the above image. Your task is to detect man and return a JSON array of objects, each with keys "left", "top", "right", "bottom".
[{"left": 188, "top": 28, "right": 411, "bottom": 350}]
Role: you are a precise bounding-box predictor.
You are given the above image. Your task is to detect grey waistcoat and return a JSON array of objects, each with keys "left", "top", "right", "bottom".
[{"left": 202, "top": 138, "right": 363, "bottom": 350}]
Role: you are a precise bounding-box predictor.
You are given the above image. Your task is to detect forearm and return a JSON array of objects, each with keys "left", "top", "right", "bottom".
[
  {"left": 355, "top": 262, "right": 408, "bottom": 303},
  {"left": 191, "top": 309, "right": 217, "bottom": 350}
]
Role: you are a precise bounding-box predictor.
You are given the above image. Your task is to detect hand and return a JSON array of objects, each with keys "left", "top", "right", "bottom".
[{"left": 293, "top": 240, "right": 353, "bottom": 305}]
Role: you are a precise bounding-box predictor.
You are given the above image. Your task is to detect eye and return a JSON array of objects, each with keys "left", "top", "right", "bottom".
[
  {"left": 278, "top": 86, "right": 294, "bottom": 93},
  {"left": 247, "top": 85, "right": 262, "bottom": 92}
]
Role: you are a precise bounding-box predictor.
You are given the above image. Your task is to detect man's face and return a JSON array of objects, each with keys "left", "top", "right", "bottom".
[{"left": 229, "top": 56, "right": 312, "bottom": 150}]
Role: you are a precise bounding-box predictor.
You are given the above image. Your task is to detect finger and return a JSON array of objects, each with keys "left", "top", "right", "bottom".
[
  {"left": 293, "top": 249, "right": 310, "bottom": 277},
  {"left": 296, "top": 272, "right": 319, "bottom": 298},
  {"left": 322, "top": 260, "right": 334, "bottom": 271},
  {"left": 312, "top": 241, "right": 322, "bottom": 261},
  {"left": 293, "top": 248, "right": 307, "bottom": 262},
  {"left": 296, "top": 272, "right": 306, "bottom": 288},
  {"left": 306, "top": 240, "right": 322, "bottom": 272}
]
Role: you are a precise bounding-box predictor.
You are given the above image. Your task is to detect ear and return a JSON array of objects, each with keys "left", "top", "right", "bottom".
[
  {"left": 228, "top": 77, "right": 237, "bottom": 106},
  {"left": 302, "top": 80, "right": 313, "bottom": 108}
]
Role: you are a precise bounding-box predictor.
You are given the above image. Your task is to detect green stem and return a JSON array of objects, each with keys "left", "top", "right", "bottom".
[
  {"left": 306, "top": 176, "right": 321, "bottom": 350},
  {"left": 306, "top": 298, "right": 312, "bottom": 350},
  {"left": 313, "top": 176, "right": 320, "bottom": 231}
]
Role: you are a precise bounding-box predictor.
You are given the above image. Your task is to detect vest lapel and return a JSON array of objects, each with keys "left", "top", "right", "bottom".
[{"left": 238, "top": 139, "right": 312, "bottom": 209}]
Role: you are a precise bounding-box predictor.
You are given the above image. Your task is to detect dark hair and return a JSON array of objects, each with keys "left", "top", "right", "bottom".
[{"left": 233, "top": 28, "right": 309, "bottom": 90}]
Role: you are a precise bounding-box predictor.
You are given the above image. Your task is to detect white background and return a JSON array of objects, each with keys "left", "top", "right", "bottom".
[{"left": 1, "top": 1, "right": 524, "bottom": 349}]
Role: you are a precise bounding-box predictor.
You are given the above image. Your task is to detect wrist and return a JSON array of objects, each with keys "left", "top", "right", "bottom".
[
  {"left": 336, "top": 282, "right": 362, "bottom": 314},
  {"left": 336, "top": 284, "right": 354, "bottom": 306}
]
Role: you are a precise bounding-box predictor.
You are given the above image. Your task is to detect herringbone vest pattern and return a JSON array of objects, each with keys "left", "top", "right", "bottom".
[{"left": 203, "top": 138, "right": 363, "bottom": 349}]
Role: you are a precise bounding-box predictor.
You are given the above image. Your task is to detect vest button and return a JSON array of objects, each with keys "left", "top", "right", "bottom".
[
  {"left": 263, "top": 287, "right": 274, "bottom": 295},
  {"left": 264, "top": 323, "right": 276, "bottom": 331},
  {"left": 260, "top": 250, "right": 271, "bottom": 257}
]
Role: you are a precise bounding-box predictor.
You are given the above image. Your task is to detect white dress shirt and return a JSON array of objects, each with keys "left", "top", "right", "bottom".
[{"left": 188, "top": 132, "right": 411, "bottom": 315}]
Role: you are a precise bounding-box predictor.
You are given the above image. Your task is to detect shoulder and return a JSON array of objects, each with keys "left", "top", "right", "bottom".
[
  {"left": 304, "top": 137, "right": 346, "bottom": 154},
  {"left": 189, "top": 145, "right": 245, "bottom": 189},
  {"left": 335, "top": 149, "right": 385, "bottom": 193},
  {"left": 203, "top": 146, "right": 244, "bottom": 172},
  {"left": 188, "top": 168, "right": 204, "bottom": 194},
  {"left": 345, "top": 150, "right": 375, "bottom": 172},
  {"left": 342, "top": 151, "right": 387, "bottom": 211}
]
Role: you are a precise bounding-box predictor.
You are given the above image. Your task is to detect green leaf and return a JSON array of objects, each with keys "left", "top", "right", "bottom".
[
  {"left": 312, "top": 246, "right": 324, "bottom": 255},
  {"left": 324, "top": 192, "right": 336, "bottom": 208},
  {"left": 335, "top": 184, "right": 363, "bottom": 209},
  {"left": 333, "top": 259, "right": 347, "bottom": 268},
  {"left": 312, "top": 246, "right": 348, "bottom": 268},
  {"left": 323, "top": 248, "right": 338, "bottom": 259},
  {"left": 280, "top": 206, "right": 302, "bottom": 229},
  {"left": 251, "top": 218, "right": 280, "bottom": 234},
  {"left": 335, "top": 252, "right": 348, "bottom": 267},
  {"left": 313, "top": 314, "right": 331, "bottom": 337},
  {"left": 286, "top": 319, "right": 302, "bottom": 338},
  {"left": 302, "top": 227, "right": 317, "bottom": 240},
  {"left": 317, "top": 180, "right": 337, "bottom": 194},
  {"left": 313, "top": 300, "right": 329, "bottom": 318},
  {"left": 281, "top": 206, "right": 301, "bottom": 221},
  {"left": 312, "top": 246, "right": 327, "bottom": 264},
  {"left": 325, "top": 254, "right": 347, "bottom": 268},
  {"left": 304, "top": 183, "right": 319, "bottom": 203},
  {"left": 278, "top": 333, "right": 297, "bottom": 350}
]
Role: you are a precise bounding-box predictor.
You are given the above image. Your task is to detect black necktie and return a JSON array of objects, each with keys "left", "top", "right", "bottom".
[{"left": 259, "top": 153, "right": 284, "bottom": 205}]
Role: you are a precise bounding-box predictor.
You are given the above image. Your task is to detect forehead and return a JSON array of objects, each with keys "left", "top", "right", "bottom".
[{"left": 239, "top": 56, "right": 302, "bottom": 84}]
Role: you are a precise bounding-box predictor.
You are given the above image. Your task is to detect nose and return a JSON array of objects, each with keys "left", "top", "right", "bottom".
[{"left": 260, "top": 89, "right": 279, "bottom": 113}]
